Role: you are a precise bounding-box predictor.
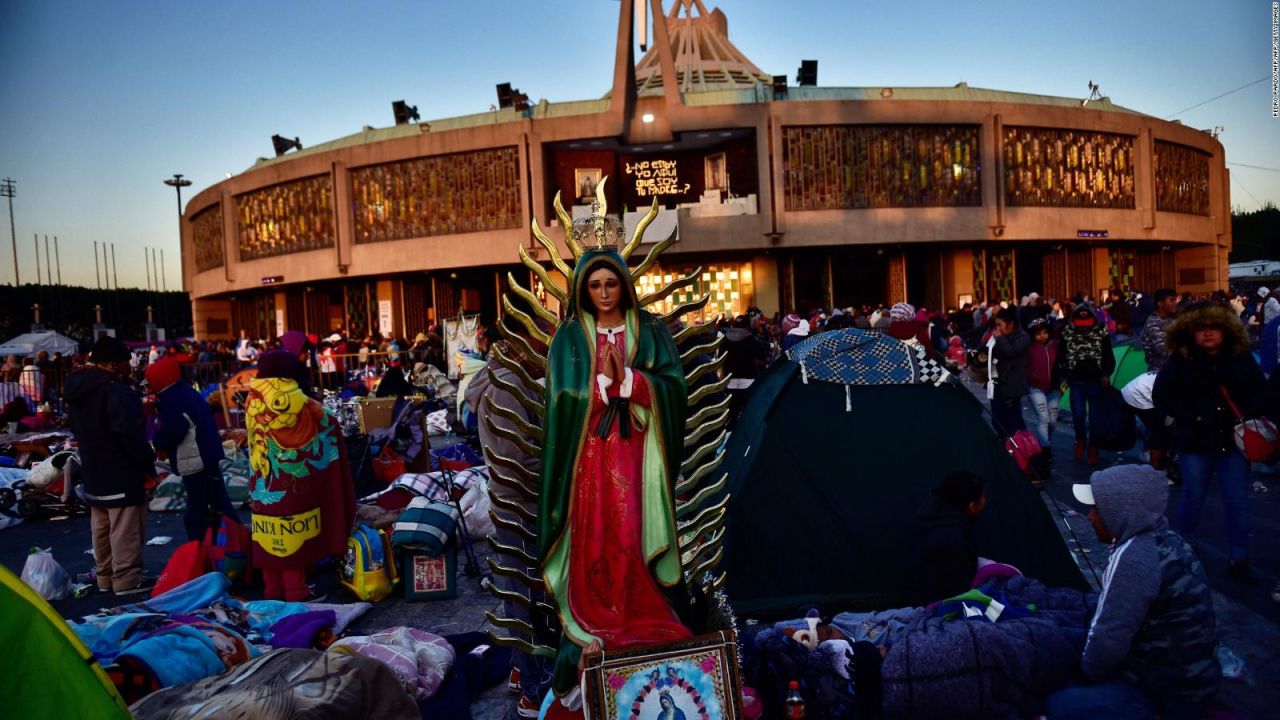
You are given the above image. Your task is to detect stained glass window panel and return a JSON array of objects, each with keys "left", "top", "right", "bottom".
[
  {"left": 782, "top": 125, "right": 981, "bottom": 211},
  {"left": 1002, "top": 127, "right": 1135, "bottom": 209},
  {"left": 236, "top": 174, "right": 335, "bottom": 261},
  {"left": 1154, "top": 141, "right": 1210, "bottom": 216},
  {"left": 191, "top": 203, "right": 225, "bottom": 272},
  {"left": 351, "top": 146, "right": 522, "bottom": 243}
]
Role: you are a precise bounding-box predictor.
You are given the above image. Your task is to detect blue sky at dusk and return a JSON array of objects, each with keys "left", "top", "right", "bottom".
[{"left": 0, "top": 0, "right": 1275, "bottom": 290}]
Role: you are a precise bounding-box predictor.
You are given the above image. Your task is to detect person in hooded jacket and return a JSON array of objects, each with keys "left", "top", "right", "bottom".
[
  {"left": 65, "top": 336, "right": 157, "bottom": 595},
  {"left": 1153, "top": 301, "right": 1265, "bottom": 583},
  {"left": 147, "top": 356, "right": 240, "bottom": 542},
  {"left": 1048, "top": 465, "right": 1218, "bottom": 720},
  {"left": 1058, "top": 305, "right": 1116, "bottom": 464}
]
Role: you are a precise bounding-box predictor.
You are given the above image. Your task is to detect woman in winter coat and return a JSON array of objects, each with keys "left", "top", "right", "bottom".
[
  {"left": 1153, "top": 301, "right": 1266, "bottom": 583},
  {"left": 1057, "top": 305, "right": 1115, "bottom": 464}
]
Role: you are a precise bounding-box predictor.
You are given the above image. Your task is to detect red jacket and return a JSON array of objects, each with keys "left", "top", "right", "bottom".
[{"left": 1027, "top": 340, "right": 1060, "bottom": 391}]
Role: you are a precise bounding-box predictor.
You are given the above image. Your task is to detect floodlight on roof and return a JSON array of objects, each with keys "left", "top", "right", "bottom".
[
  {"left": 271, "top": 135, "right": 303, "bottom": 157},
  {"left": 496, "top": 83, "right": 514, "bottom": 109},
  {"left": 796, "top": 60, "right": 817, "bottom": 86},
  {"left": 392, "top": 100, "right": 420, "bottom": 125},
  {"left": 772, "top": 75, "right": 788, "bottom": 99}
]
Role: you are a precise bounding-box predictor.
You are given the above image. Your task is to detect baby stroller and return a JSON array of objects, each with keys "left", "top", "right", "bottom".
[{"left": 0, "top": 450, "right": 89, "bottom": 519}]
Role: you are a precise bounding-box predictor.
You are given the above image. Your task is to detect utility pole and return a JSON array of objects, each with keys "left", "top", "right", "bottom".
[
  {"left": 144, "top": 246, "right": 152, "bottom": 291},
  {"left": 53, "top": 236, "right": 61, "bottom": 284},
  {"left": 43, "top": 235, "right": 51, "bottom": 284},
  {"left": 111, "top": 243, "right": 118, "bottom": 289},
  {"left": 160, "top": 248, "right": 167, "bottom": 292},
  {"left": 0, "top": 178, "right": 16, "bottom": 285},
  {"left": 33, "top": 234, "right": 40, "bottom": 285},
  {"left": 94, "top": 240, "right": 101, "bottom": 289}
]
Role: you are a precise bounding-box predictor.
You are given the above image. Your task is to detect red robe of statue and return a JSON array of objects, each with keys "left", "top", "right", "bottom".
[{"left": 565, "top": 326, "right": 691, "bottom": 648}]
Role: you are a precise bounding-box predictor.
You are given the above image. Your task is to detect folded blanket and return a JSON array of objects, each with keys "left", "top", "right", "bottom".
[
  {"left": 329, "top": 626, "right": 455, "bottom": 700},
  {"left": 129, "top": 648, "right": 418, "bottom": 720}
]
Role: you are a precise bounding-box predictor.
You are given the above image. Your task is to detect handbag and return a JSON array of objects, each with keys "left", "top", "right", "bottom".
[
  {"left": 1219, "top": 385, "right": 1278, "bottom": 462},
  {"left": 151, "top": 540, "right": 209, "bottom": 597},
  {"left": 372, "top": 445, "right": 407, "bottom": 485}
]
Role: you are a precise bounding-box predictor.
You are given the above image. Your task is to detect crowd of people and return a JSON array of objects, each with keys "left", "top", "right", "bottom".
[{"left": 8, "top": 277, "right": 1279, "bottom": 719}]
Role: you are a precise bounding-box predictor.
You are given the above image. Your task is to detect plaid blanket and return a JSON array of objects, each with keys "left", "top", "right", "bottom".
[{"left": 786, "top": 329, "right": 951, "bottom": 405}]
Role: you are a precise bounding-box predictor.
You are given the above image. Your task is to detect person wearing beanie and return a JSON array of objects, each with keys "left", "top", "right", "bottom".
[
  {"left": 1057, "top": 304, "right": 1116, "bottom": 464},
  {"left": 885, "top": 302, "right": 934, "bottom": 353},
  {"left": 1047, "top": 465, "right": 1218, "bottom": 719},
  {"left": 1153, "top": 301, "right": 1265, "bottom": 583},
  {"left": 64, "top": 336, "right": 156, "bottom": 595},
  {"left": 245, "top": 350, "right": 355, "bottom": 601},
  {"left": 148, "top": 357, "right": 239, "bottom": 542}
]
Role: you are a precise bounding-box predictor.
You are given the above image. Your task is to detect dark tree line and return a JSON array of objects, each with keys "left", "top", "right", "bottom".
[
  {"left": 0, "top": 284, "right": 192, "bottom": 345},
  {"left": 1231, "top": 203, "right": 1279, "bottom": 263}
]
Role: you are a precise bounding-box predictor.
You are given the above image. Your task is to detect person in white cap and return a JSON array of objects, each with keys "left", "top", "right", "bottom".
[
  {"left": 1046, "top": 465, "right": 1218, "bottom": 720},
  {"left": 1262, "top": 286, "right": 1280, "bottom": 326}
]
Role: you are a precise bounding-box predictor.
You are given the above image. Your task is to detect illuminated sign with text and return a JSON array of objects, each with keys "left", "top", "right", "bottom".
[{"left": 624, "top": 159, "right": 691, "bottom": 197}]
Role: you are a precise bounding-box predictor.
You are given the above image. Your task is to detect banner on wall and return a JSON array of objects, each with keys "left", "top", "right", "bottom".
[
  {"left": 378, "top": 300, "right": 393, "bottom": 336},
  {"left": 275, "top": 309, "right": 285, "bottom": 338}
]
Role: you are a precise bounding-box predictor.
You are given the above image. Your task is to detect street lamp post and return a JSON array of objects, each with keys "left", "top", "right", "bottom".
[
  {"left": 163, "top": 174, "right": 191, "bottom": 331},
  {"left": 0, "top": 178, "right": 17, "bottom": 285}
]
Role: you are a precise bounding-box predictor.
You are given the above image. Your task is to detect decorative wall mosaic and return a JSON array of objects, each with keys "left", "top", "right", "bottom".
[
  {"left": 191, "top": 203, "right": 224, "bottom": 272},
  {"left": 236, "top": 174, "right": 335, "bottom": 261},
  {"left": 1154, "top": 141, "right": 1210, "bottom": 216},
  {"left": 782, "top": 125, "right": 981, "bottom": 210},
  {"left": 352, "top": 146, "right": 522, "bottom": 243},
  {"left": 1003, "top": 127, "right": 1134, "bottom": 209}
]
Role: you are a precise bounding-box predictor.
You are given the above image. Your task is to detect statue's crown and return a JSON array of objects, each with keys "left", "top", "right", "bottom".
[{"left": 571, "top": 197, "right": 624, "bottom": 252}]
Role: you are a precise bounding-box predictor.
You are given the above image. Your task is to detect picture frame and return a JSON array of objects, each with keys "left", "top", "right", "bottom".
[
  {"left": 704, "top": 152, "right": 728, "bottom": 191},
  {"left": 575, "top": 168, "right": 603, "bottom": 203},
  {"left": 582, "top": 630, "right": 742, "bottom": 720},
  {"left": 402, "top": 545, "right": 457, "bottom": 601}
]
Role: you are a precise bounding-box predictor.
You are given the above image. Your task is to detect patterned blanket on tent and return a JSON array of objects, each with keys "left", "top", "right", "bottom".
[{"left": 786, "top": 329, "right": 951, "bottom": 388}]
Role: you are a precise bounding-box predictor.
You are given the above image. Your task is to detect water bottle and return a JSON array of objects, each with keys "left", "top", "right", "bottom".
[{"left": 785, "top": 680, "right": 806, "bottom": 719}]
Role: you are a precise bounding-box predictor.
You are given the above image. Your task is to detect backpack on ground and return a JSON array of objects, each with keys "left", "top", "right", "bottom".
[{"left": 340, "top": 523, "right": 397, "bottom": 602}]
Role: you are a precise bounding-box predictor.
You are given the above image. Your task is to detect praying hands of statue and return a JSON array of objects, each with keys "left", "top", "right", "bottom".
[{"left": 601, "top": 342, "right": 626, "bottom": 384}]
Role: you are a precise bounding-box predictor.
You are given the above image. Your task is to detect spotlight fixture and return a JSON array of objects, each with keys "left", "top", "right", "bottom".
[
  {"left": 796, "top": 60, "right": 817, "bottom": 86},
  {"left": 1081, "top": 81, "right": 1102, "bottom": 107},
  {"left": 772, "top": 74, "right": 788, "bottom": 99},
  {"left": 271, "top": 135, "right": 303, "bottom": 157},
  {"left": 496, "top": 83, "right": 514, "bottom": 109},
  {"left": 642, "top": 112, "right": 655, "bottom": 123},
  {"left": 392, "top": 100, "right": 420, "bottom": 125}
]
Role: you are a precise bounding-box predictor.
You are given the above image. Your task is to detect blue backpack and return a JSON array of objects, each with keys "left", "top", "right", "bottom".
[{"left": 340, "top": 523, "right": 396, "bottom": 601}]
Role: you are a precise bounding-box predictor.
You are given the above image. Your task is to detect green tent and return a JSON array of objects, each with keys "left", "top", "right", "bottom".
[
  {"left": 1059, "top": 340, "right": 1148, "bottom": 410},
  {"left": 721, "top": 330, "right": 1088, "bottom": 617},
  {"left": 0, "top": 563, "right": 132, "bottom": 719}
]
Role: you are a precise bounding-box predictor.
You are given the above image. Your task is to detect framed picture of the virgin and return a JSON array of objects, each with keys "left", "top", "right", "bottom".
[{"left": 582, "top": 631, "right": 742, "bottom": 720}]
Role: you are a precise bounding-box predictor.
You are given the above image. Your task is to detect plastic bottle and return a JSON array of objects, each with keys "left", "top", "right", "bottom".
[{"left": 785, "top": 680, "right": 806, "bottom": 719}]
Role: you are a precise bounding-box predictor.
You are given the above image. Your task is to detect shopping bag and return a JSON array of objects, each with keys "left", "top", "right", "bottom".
[
  {"left": 372, "top": 446, "right": 407, "bottom": 485},
  {"left": 21, "top": 547, "right": 71, "bottom": 600},
  {"left": 1220, "top": 385, "right": 1279, "bottom": 462}
]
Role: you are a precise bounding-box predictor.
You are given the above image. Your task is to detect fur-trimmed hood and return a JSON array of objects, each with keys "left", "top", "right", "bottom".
[{"left": 1165, "top": 302, "right": 1251, "bottom": 358}]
